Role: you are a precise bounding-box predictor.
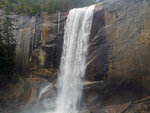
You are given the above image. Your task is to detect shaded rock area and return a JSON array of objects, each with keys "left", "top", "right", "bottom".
[
  {"left": 123, "top": 96, "right": 150, "bottom": 113},
  {"left": 105, "top": 0, "right": 150, "bottom": 92},
  {"left": 12, "top": 0, "right": 150, "bottom": 92},
  {"left": 100, "top": 102, "right": 131, "bottom": 113},
  {"left": 82, "top": 78, "right": 149, "bottom": 113},
  {"left": 88, "top": 0, "right": 150, "bottom": 85},
  {"left": 0, "top": 77, "right": 56, "bottom": 113},
  {"left": 84, "top": 1, "right": 150, "bottom": 111},
  {"left": 0, "top": 0, "right": 150, "bottom": 113},
  {"left": 13, "top": 12, "right": 67, "bottom": 76},
  {"left": 87, "top": 2, "right": 109, "bottom": 81}
]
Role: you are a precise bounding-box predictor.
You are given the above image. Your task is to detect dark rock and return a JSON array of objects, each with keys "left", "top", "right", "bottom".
[
  {"left": 123, "top": 96, "right": 150, "bottom": 113},
  {"left": 1, "top": 0, "right": 150, "bottom": 112},
  {"left": 86, "top": 3, "right": 109, "bottom": 81},
  {"left": 82, "top": 78, "right": 149, "bottom": 113},
  {"left": 0, "top": 77, "right": 55, "bottom": 113},
  {"left": 13, "top": 13, "right": 67, "bottom": 76},
  {"left": 87, "top": 0, "right": 150, "bottom": 93}
]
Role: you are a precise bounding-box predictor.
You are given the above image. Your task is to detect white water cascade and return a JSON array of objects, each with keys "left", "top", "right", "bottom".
[
  {"left": 55, "top": 5, "right": 95, "bottom": 113},
  {"left": 19, "top": 5, "right": 95, "bottom": 113}
]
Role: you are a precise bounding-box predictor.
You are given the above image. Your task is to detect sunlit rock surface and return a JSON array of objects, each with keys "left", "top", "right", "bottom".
[
  {"left": 13, "top": 13, "right": 67, "bottom": 76},
  {"left": 13, "top": 0, "right": 150, "bottom": 90},
  {"left": 88, "top": 0, "right": 150, "bottom": 91},
  {"left": 84, "top": 0, "right": 150, "bottom": 112},
  {"left": 0, "top": 0, "right": 150, "bottom": 113}
]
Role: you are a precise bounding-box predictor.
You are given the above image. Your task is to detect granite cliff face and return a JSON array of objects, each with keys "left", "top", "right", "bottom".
[
  {"left": 13, "top": 0, "right": 150, "bottom": 91},
  {"left": 88, "top": 0, "right": 150, "bottom": 92},
  {"left": 13, "top": 12, "right": 67, "bottom": 76},
  {"left": 1, "top": 0, "right": 150, "bottom": 112},
  {"left": 84, "top": 0, "right": 150, "bottom": 112}
]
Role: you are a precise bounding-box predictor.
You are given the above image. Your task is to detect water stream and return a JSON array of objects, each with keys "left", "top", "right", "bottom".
[
  {"left": 20, "top": 5, "right": 95, "bottom": 113},
  {"left": 55, "top": 5, "right": 95, "bottom": 113}
]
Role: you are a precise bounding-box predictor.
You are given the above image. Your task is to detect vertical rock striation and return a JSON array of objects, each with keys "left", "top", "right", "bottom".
[
  {"left": 13, "top": 13, "right": 67, "bottom": 75},
  {"left": 8, "top": 0, "right": 150, "bottom": 92}
]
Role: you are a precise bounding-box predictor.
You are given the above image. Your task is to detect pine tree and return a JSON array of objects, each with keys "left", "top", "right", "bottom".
[
  {"left": 0, "top": 18, "right": 3, "bottom": 40},
  {"left": 0, "top": 4, "right": 18, "bottom": 84},
  {"left": 3, "top": 9, "right": 16, "bottom": 70},
  {"left": 0, "top": 17, "right": 8, "bottom": 83}
]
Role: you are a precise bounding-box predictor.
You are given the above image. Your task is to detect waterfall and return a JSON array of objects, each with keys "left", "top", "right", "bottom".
[
  {"left": 19, "top": 5, "right": 95, "bottom": 113},
  {"left": 55, "top": 5, "right": 95, "bottom": 113}
]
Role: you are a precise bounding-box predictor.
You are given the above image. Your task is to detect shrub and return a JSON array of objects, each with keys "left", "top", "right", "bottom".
[{"left": 11, "top": 72, "right": 20, "bottom": 83}]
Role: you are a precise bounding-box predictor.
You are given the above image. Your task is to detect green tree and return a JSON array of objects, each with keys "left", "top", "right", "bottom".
[
  {"left": 1, "top": 0, "right": 96, "bottom": 16},
  {"left": 0, "top": 7, "right": 18, "bottom": 84},
  {"left": 0, "top": 18, "right": 3, "bottom": 40}
]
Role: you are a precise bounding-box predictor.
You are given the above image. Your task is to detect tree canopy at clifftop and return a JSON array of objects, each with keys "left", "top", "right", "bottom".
[{"left": 0, "top": 0, "right": 96, "bottom": 15}]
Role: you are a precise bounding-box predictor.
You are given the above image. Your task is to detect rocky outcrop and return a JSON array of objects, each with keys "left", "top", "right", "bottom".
[
  {"left": 0, "top": 77, "right": 51, "bottom": 113},
  {"left": 13, "top": 12, "right": 67, "bottom": 75},
  {"left": 13, "top": 0, "right": 150, "bottom": 91},
  {"left": 83, "top": 0, "right": 150, "bottom": 112},
  {"left": 105, "top": 0, "right": 150, "bottom": 92},
  {"left": 124, "top": 96, "right": 150, "bottom": 113},
  {"left": 82, "top": 78, "right": 149, "bottom": 113},
  {"left": 87, "top": 2, "right": 109, "bottom": 81},
  {"left": 1, "top": 0, "right": 150, "bottom": 112},
  {"left": 87, "top": 0, "right": 150, "bottom": 92}
]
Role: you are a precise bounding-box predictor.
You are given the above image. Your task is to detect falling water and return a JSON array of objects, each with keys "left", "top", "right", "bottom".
[
  {"left": 18, "top": 5, "right": 95, "bottom": 113},
  {"left": 55, "top": 5, "right": 95, "bottom": 113}
]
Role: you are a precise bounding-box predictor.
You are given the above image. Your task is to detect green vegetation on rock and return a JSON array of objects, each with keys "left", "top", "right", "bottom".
[
  {"left": 0, "top": 8, "right": 19, "bottom": 85},
  {"left": 0, "top": 0, "right": 95, "bottom": 16}
]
